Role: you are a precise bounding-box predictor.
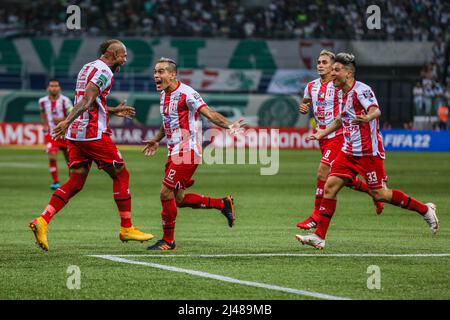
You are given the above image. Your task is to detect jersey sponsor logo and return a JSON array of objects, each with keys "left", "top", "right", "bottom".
[
  {"left": 170, "top": 94, "right": 180, "bottom": 112},
  {"left": 315, "top": 111, "right": 333, "bottom": 118},
  {"left": 362, "top": 89, "right": 374, "bottom": 99},
  {"left": 95, "top": 74, "right": 108, "bottom": 88},
  {"left": 193, "top": 92, "right": 202, "bottom": 101}
]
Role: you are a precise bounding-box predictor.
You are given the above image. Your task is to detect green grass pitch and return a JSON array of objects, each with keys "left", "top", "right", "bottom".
[{"left": 0, "top": 147, "right": 449, "bottom": 299}]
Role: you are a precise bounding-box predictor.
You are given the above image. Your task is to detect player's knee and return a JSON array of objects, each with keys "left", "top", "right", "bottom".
[
  {"left": 317, "top": 165, "right": 330, "bottom": 181},
  {"left": 160, "top": 186, "right": 174, "bottom": 201},
  {"left": 175, "top": 196, "right": 185, "bottom": 207},
  {"left": 323, "top": 187, "right": 336, "bottom": 199},
  {"left": 317, "top": 171, "right": 328, "bottom": 181},
  {"left": 105, "top": 163, "right": 126, "bottom": 178},
  {"left": 323, "top": 179, "right": 340, "bottom": 198},
  {"left": 69, "top": 164, "right": 89, "bottom": 175}
]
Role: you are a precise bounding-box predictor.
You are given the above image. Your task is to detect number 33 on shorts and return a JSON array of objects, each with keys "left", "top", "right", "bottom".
[{"left": 366, "top": 171, "right": 378, "bottom": 184}]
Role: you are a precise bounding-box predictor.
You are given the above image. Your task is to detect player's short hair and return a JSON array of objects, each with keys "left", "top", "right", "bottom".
[
  {"left": 157, "top": 57, "right": 177, "bottom": 73},
  {"left": 47, "top": 78, "right": 59, "bottom": 85},
  {"left": 335, "top": 52, "right": 356, "bottom": 72},
  {"left": 319, "top": 50, "right": 335, "bottom": 62},
  {"left": 99, "top": 39, "right": 122, "bottom": 54}
]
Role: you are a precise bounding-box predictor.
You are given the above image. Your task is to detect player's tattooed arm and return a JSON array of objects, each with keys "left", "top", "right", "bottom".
[
  {"left": 351, "top": 106, "right": 381, "bottom": 124},
  {"left": 199, "top": 105, "right": 246, "bottom": 135},
  {"left": 307, "top": 116, "right": 342, "bottom": 141},
  {"left": 107, "top": 100, "right": 136, "bottom": 119},
  {"left": 142, "top": 124, "right": 164, "bottom": 157},
  {"left": 299, "top": 98, "right": 312, "bottom": 114},
  {"left": 52, "top": 83, "right": 99, "bottom": 139}
]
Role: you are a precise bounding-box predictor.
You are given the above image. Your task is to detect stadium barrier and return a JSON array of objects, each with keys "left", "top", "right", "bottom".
[{"left": 1, "top": 122, "right": 449, "bottom": 152}]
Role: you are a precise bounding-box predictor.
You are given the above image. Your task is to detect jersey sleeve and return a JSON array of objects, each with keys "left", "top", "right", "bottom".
[
  {"left": 303, "top": 82, "right": 312, "bottom": 99},
  {"left": 186, "top": 90, "right": 207, "bottom": 111},
  {"left": 90, "top": 69, "right": 112, "bottom": 92},
  {"left": 39, "top": 99, "right": 45, "bottom": 112},
  {"left": 357, "top": 86, "right": 379, "bottom": 111}
]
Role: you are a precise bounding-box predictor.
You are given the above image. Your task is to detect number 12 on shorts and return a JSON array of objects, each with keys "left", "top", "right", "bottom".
[{"left": 167, "top": 169, "right": 176, "bottom": 182}]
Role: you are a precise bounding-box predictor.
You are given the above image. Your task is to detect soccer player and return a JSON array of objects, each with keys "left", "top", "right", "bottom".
[
  {"left": 39, "top": 79, "right": 73, "bottom": 190},
  {"left": 29, "top": 39, "right": 154, "bottom": 251},
  {"left": 296, "top": 50, "right": 383, "bottom": 231},
  {"left": 296, "top": 53, "right": 439, "bottom": 249},
  {"left": 143, "top": 57, "right": 245, "bottom": 251}
]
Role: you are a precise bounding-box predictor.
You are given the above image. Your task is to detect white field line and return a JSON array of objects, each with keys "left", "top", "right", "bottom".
[
  {"left": 90, "top": 253, "right": 450, "bottom": 258},
  {"left": 89, "top": 255, "right": 351, "bottom": 300},
  {"left": 0, "top": 162, "right": 46, "bottom": 168}
]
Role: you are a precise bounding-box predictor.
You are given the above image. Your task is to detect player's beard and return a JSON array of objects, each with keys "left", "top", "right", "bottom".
[{"left": 111, "top": 64, "right": 121, "bottom": 73}]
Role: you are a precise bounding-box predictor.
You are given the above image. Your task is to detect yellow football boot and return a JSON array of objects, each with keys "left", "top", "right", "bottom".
[
  {"left": 119, "top": 226, "right": 154, "bottom": 243},
  {"left": 29, "top": 217, "right": 49, "bottom": 251}
]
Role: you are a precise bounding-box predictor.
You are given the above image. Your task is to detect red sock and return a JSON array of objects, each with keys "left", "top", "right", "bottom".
[
  {"left": 113, "top": 168, "right": 132, "bottom": 228},
  {"left": 161, "top": 198, "right": 177, "bottom": 243},
  {"left": 349, "top": 177, "right": 370, "bottom": 194},
  {"left": 315, "top": 198, "right": 337, "bottom": 240},
  {"left": 49, "top": 159, "right": 58, "bottom": 183},
  {"left": 41, "top": 172, "right": 87, "bottom": 223},
  {"left": 311, "top": 179, "right": 326, "bottom": 222},
  {"left": 179, "top": 193, "right": 224, "bottom": 210},
  {"left": 390, "top": 190, "right": 428, "bottom": 215}
]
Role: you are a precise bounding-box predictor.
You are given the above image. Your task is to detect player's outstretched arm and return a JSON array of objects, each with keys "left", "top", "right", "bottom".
[
  {"left": 199, "top": 105, "right": 246, "bottom": 135},
  {"left": 107, "top": 100, "right": 136, "bottom": 119},
  {"left": 142, "top": 124, "right": 165, "bottom": 157},
  {"left": 307, "top": 116, "right": 342, "bottom": 141},
  {"left": 52, "top": 83, "right": 99, "bottom": 139},
  {"left": 299, "top": 98, "right": 312, "bottom": 114}
]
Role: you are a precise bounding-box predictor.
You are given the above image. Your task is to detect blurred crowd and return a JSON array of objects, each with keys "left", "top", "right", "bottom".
[
  {"left": 413, "top": 37, "right": 449, "bottom": 129},
  {"left": 0, "top": 0, "right": 448, "bottom": 40}
]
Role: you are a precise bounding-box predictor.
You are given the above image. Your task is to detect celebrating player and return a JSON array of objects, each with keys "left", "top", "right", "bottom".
[
  {"left": 143, "top": 57, "right": 245, "bottom": 251},
  {"left": 29, "top": 39, "right": 154, "bottom": 251},
  {"left": 296, "top": 50, "right": 383, "bottom": 231},
  {"left": 296, "top": 53, "right": 439, "bottom": 249},
  {"left": 39, "top": 79, "right": 73, "bottom": 189}
]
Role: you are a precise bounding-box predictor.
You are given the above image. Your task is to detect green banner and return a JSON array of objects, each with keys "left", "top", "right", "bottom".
[{"left": 0, "top": 90, "right": 307, "bottom": 127}]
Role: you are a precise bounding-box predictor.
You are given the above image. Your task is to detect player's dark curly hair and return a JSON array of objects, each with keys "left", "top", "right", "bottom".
[
  {"left": 335, "top": 52, "right": 356, "bottom": 72},
  {"left": 99, "top": 39, "right": 121, "bottom": 54}
]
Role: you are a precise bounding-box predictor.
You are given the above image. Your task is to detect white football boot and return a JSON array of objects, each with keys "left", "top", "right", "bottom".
[
  {"left": 295, "top": 234, "right": 325, "bottom": 250},
  {"left": 423, "top": 203, "right": 439, "bottom": 234}
]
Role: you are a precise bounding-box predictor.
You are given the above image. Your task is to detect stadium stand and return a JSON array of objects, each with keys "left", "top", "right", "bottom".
[{"left": 0, "top": 0, "right": 448, "bottom": 41}]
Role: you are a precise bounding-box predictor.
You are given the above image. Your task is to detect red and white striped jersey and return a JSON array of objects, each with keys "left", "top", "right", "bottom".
[
  {"left": 340, "top": 81, "right": 385, "bottom": 158},
  {"left": 66, "top": 59, "right": 114, "bottom": 141},
  {"left": 39, "top": 95, "right": 73, "bottom": 131},
  {"left": 160, "top": 81, "right": 207, "bottom": 157},
  {"left": 304, "top": 78, "right": 342, "bottom": 139}
]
